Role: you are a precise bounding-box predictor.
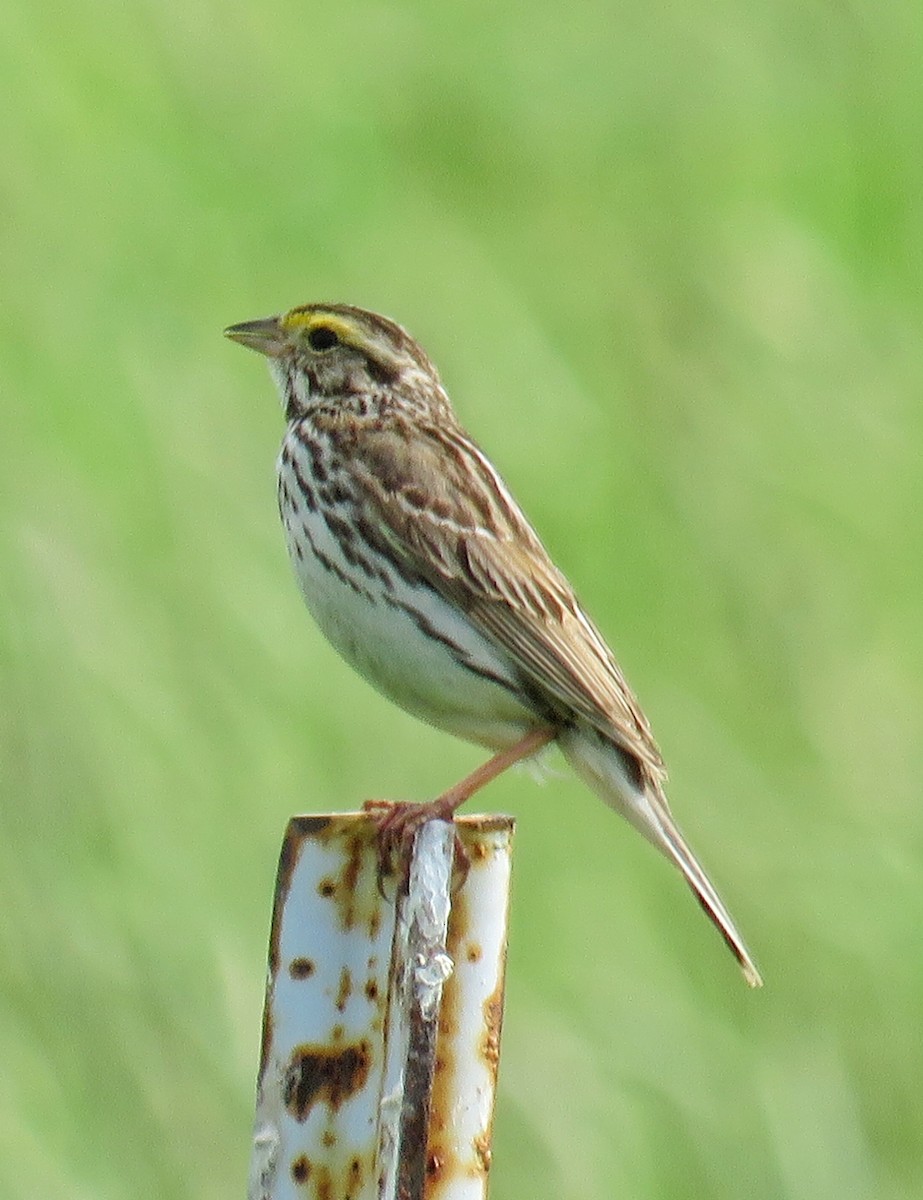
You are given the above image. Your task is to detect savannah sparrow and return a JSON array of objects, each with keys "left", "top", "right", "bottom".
[{"left": 225, "top": 303, "right": 761, "bottom": 987}]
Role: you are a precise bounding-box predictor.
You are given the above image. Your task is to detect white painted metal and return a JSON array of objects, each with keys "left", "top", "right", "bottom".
[{"left": 248, "top": 813, "right": 514, "bottom": 1200}]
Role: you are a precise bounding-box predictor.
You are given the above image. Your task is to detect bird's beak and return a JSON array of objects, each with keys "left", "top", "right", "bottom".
[{"left": 223, "top": 315, "right": 287, "bottom": 357}]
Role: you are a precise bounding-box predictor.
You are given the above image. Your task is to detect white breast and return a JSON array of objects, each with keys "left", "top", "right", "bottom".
[{"left": 277, "top": 433, "right": 539, "bottom": 749}]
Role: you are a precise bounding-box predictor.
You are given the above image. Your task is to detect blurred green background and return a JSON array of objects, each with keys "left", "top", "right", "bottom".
[{"left": 2, "top": 1, "right": 921, "bottom": 1197}]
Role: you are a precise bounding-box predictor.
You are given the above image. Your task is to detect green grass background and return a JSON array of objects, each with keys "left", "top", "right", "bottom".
[{"left": 2, "top": 2, "right": 921, "bottom": 1197}]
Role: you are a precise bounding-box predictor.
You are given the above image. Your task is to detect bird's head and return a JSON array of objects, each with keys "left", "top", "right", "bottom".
[{"left": 224, "top": 303, "right": 447, "bottom": 421}]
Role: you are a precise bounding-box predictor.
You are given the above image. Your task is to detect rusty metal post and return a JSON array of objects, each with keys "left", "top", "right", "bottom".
[{"left": 248, "top": 813, "right": 515, "bottom": 1200}]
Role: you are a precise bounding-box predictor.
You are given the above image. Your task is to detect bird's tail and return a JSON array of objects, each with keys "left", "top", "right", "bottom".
[{"left": 558, "top": 723, "right": 763, "bottom": 988}]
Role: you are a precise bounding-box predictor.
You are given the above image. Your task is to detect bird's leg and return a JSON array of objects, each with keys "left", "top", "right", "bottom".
[
  {"left": 430, "top": 725, "right": 557, "bottom": 815},
  {"left": 364, "top": 726, "right": 556, "bottom": 888}
]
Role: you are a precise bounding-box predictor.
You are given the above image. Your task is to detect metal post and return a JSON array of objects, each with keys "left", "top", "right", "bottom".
[{"left": 248, "top": 813, "right": 515, "bottom": 1200}]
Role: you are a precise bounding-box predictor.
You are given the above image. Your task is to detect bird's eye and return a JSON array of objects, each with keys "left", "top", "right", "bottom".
[{"left": 307, "top": 325, "right": 339, "bottom": 351}]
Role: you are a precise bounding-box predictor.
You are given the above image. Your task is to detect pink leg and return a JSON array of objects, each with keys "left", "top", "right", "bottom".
[
  {"left": 364, "top": 727, "right": 556, "bottom": 882},
  {"left": 432, "top": 725, "right": 556, "bottom": 814}
]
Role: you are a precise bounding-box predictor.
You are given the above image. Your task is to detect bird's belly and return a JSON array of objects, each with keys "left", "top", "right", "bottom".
[{"left": 282, "top": 503, "right": 539, "bottom": 749}]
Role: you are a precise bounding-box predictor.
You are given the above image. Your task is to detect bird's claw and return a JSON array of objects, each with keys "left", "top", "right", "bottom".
[{"left": 362, "top": 798, "right": 471, "bottom": 897}]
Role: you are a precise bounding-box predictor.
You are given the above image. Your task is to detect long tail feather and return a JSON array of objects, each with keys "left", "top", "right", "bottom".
[
  {"left": 559, "top": 723, "right": 763, "bottom": 987},
  {"left": 653, "top": 805, "right": 763, "bottom": 987}
]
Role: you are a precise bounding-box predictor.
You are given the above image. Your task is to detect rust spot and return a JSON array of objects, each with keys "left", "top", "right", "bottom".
[
  {"left": 309, "top": 820, "right": 386, "bottom": 936},
  {"left": 343, "top": 834, "right": 362, "bottom": 899},
  {"left": 348, "top": 1156, "right": 363, "bottom": 1194},
  {"left": 469, "top": 839, "right": 490, "bottom": 863},
  {"left": 456, "top": 813, "right": 515, "bottom": 871},
  {"left": 322, "top": 1129, "right": 336, "bottom": 1148},
  {"left": 332, "top": 1024, "right": 343, "bottom": 1041},
  {"left": 289, "top": 957, "right": 315, "bottom": 980},
  {"left": 283, "top": 1041, "right": 372, "bottom": 1121},
  {"left": 424, "top": 926, "right": 460, "bottom": 1187},
  {"left": 291, "top": 1154, "right": 311, "bottom": 1184},
  {"left": 316, "top": 1165, "right": 332, "bottom": 1200},
  {"left": 335, "top": 966, "right": 352, "bottom": 1012},
  {"left": 270, "top": 820, "right": 319, "bottom": 975},
  {"left": 473, "top": 1133, "right": 492, "bottom": 1174},
  {"left": 459, "top": 813, "right": 514, "bottom": 834},
  {"left": 364, "top": 978, "right": 379, "bottom": 1002},
  {"left": 429, "top": 1097, "right": 447, "bottom": 1136},
  {"left": 446, "top": 885, "right": 470, "bottom": 956},
  {"left": 323, "top": 831, "right": 367, "bottom": 931},
  {"left": 481, "top": 983, "right": 505, "bottom": 1072},
  {"left": 289, "top": 815, "right": 336, "bottom": 838},
  {"left": 259, "top": 1002, "right": 274, "bottom": 1082},
  {"left": 466, "top": 942, "right": 482, "bottom": 963},
  {"left": 429, "top": 1051, "right": 448, "bottom": 1137}
]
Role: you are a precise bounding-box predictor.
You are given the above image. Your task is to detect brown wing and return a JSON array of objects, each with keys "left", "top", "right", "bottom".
[{"left": 322, "top": 412, "right": 666, "bottom": 783}]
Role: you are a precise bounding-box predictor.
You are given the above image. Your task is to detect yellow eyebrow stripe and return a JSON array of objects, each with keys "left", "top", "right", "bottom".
[{"left": 280, "top": 310, "right": 360, "bottom": 346}]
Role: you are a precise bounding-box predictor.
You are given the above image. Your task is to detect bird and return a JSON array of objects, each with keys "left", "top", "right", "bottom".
[{"left": 225, "top": 302, "right": 762, "bottom": 987}]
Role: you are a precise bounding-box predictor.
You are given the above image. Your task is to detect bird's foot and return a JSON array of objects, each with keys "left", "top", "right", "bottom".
[
  {"left": 362, "top": 729, "right": 555, "bottom": 897},
  {"left": 362, "top": 797, "right": 470, "bottom": 896}
]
